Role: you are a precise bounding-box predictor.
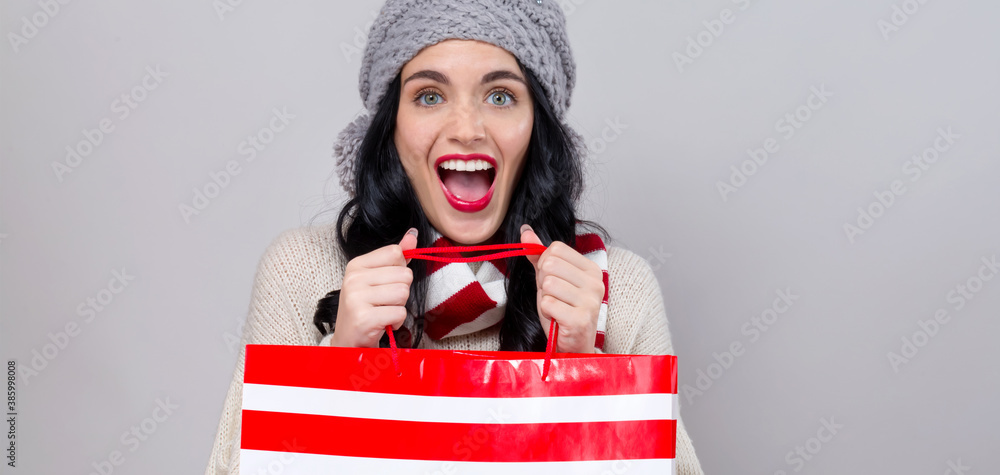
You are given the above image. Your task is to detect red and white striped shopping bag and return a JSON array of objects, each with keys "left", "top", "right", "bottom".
[
  {"left": 240, "top": 344, "right": 678, "bottom": 474},
  {"left": 240, "top": 244, "right": 679, "bottom": 474}
]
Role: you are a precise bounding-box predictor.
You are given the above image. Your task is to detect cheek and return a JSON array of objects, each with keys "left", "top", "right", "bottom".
[
  {"left": 394, "top": 112, "right": 436, "bottom": 175},
  {"left": 497, "top": 115, "right": 533, "bottom": 175},
  {"left": 511, "top": 117, "right": 533, "bottom": 144}
]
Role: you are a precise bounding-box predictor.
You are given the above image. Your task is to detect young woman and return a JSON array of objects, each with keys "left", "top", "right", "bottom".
[{"left": 205, "top": 1, "right": 703, "bottom": 473}]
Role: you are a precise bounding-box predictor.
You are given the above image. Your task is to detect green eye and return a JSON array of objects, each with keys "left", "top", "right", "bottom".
[
  {"left": 488, "top": 91, "right": 512, "bottom": 106},
  {"left": 420, "top": 93, "right": 441, "bottom": 105}
]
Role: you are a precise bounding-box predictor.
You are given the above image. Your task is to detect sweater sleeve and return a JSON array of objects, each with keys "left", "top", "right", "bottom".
[
  {"left": 204, "top": 230, "right": 332, "bottom": 475},
  {"left": 607, "top": 247, "right": 705, "bottom": 475}
]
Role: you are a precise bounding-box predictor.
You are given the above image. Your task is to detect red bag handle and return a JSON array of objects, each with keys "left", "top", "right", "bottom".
[
  {"left": 384, "top": 243, "right": 560, "bottom": 380},
  {"left": 402, "top": 242, "right": 547, "bottom": 262}
]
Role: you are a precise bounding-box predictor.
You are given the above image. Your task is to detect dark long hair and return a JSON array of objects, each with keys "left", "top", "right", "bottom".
[{"left": 314, "top": 64, "right": 605, "bottom": 351}]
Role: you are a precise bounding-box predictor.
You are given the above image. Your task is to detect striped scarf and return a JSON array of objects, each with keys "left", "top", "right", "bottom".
[{"left": 421, "top": 227, "right": 609, "bottom": 350}]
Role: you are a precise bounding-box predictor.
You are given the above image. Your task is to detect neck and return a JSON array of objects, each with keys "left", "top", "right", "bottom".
[{"left": 458, "top": 231, "right": 503, "bottom": 258}]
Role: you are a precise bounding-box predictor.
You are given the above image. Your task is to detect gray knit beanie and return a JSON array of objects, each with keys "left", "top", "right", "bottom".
[{"left": 333, "top": 0, "right": 580, "bottom": 195}]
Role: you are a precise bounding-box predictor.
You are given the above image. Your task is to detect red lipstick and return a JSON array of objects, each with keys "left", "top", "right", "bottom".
[{"left": 435, "top": 153, "right": 497, "bottom": 213}]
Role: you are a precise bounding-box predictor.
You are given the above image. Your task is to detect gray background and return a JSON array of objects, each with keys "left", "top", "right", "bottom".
[{"left": 2, "top": 0, "right": 998, "bottom": 474}]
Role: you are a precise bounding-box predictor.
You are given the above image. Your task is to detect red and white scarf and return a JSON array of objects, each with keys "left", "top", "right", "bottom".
[{"left": 421, "top": 227, "right": 609, "bottom": 350}]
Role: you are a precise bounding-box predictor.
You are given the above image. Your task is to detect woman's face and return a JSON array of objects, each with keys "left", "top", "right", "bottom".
[{"left": 395, "top": 39, "right": 534, "bottom": 245}]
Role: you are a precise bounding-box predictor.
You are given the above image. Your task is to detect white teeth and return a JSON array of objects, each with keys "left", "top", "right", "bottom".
[{"left": 439, "top": 159, "right": 494, "bottom": 171}]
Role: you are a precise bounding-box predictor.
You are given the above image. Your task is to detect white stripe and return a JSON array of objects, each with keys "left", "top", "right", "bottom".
[
  {"left": 241, "top": 449, "right": 674, "bottom": 475},
  {"left": 583, "top": 248, "right": 608, "bottom": 270},
  {"left": 596, "top": 304, "right": 608, "bottom": 333},
  {"left": 476, "top": 260, "right": 505, "bottom": 288},
  {"left": 479, "top": 277, "right": 507, "bottom": 304},
  {"left": 425, "top": 262, "right": 476, "bottom": 309},
  {"left": 242, "top": 383, "right": 675, "bottom": 424}
]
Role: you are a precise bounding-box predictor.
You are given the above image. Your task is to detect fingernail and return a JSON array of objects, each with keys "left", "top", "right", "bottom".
[
  {"left": 406, "top": 227, "right": 418, "bottom": 237},
  {"left": 520, "top": 224, "right": 533, "bottom": 235}
]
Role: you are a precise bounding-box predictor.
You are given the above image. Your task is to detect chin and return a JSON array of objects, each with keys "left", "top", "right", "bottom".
[{"left": 434, "top": 211, "right": 503, "bottom": 246}]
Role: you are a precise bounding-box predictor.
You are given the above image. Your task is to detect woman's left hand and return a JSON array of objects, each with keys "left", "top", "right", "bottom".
[{"left": 520, "top": 224, "right": 604, "bottom": 353}]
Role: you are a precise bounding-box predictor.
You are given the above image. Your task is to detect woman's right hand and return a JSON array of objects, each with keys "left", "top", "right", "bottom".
[{"left": 329, "top": 228, "right": 418, "bottom": 348}]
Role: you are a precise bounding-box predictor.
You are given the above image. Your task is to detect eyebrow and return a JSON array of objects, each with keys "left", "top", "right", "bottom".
[{"left": 402, "top": 69, "right": 526, "bottom": 86}]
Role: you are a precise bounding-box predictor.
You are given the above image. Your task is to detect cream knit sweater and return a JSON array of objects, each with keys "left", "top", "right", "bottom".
[{"left": 204, "top": 224, "right": 704, "bottom": 474}]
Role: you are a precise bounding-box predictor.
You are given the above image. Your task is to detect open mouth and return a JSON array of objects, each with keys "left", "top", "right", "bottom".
[{"left": 436, "top": 154, "right": 497, "bottom": 213}]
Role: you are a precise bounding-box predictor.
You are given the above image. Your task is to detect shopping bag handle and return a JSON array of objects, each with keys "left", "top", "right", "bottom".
[
  {"left": 385, "top": 243, "right": 559, "bottom": 380},
  {"left": 402, "top": 242, "right": 547, "bottom": 262}
]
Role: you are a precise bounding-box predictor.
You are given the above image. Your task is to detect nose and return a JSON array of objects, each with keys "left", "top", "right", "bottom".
[{"left": 445, "top": 99, "right": 486, "bottom": 147}]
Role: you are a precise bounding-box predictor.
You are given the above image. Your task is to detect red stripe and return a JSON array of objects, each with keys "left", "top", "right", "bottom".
[
  {"left": 241, "top": 410, "right": 676, "bottom": 461},
  {"left": 595, "top": 331, "right": 605, "bottom": 350},
  {"left": 424, "top": 283, "right": 498, "bottom": 340},
  {"left": 244, "top": 345, "right": 677, "bottom": 397},
  {"left": 602, "top": 270, "right": 609, "bottom": 303},
  {"left": 574, "top": 233, "right": 606, "bottom": 256}
]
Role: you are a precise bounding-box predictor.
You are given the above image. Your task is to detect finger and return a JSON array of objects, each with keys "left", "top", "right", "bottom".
[
  {"left": 519, "top": 224, "right": 543, "bottom": 268},
  {"left": 538, "top": 295, "right": 595, "bottom": 353},
  {"left": 335, "top": 305, "right": 408, "bottom": 347},
  {"left": 364, "top": 282, "right": 412, "bottom": 307},
  {"left": 365, "top": 306, "right": 408, "bottom": 332},
  {"left": 382, "top": 306, "right": 409, "bottom": 331},
  {"left": 354, "top": 243, "right": 409, "bottom": 269},
  {"left": 354, "top": 266, "right": 413, "bottom": 287},
  {"left": 538, "top": 293, "right": 576, "bottom": 327},
  {"left": 546, "top": 241, "right": 600, "bottom": 275},
  {"left": 536, "top": 254, "right": 595, "bottom": 290},
  {"left": 539, "top": 273, "right": 599, "bottom": 310},
  {"left": 399, "top": 227, "right": 418, "bottom": 265}
]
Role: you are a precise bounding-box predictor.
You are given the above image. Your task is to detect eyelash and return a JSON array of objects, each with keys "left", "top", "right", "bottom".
[{"left": 412, "top": 87, "right": 518, "bottom": 108}]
